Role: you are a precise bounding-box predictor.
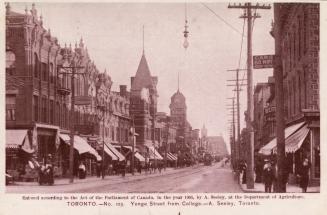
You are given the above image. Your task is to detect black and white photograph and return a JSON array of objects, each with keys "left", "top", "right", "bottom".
[{"left": 3, "top": 1, "right": 322, "bottom": 198}]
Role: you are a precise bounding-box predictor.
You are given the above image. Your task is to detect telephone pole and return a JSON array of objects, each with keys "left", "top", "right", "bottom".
[
  {"left": 228, "top": 2, "right": 271, "bottom": 189},
  {"left": 227, "top": 97, "right": 236, "bottom": 168},
  {"left": 273, "top": 3, "right": 286, "bottom": 192},
  {"left": 227, "top": 68, "right": 247, "bottom": 167}
]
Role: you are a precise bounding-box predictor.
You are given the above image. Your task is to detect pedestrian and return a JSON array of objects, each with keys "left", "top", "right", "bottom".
[
  {"left": 96, "top": 161, "right": 101, "bottom": 178},
  {"left": 262, "top": 159, "right": 274, "bottom": 193},
  {"left": 137, "top": 162, "right": 142, "bottom": 174},
  {"left": 78, "top": 162, "right": 86, "bottom": 179},
  {"left": 298, "top": 158, "right": 311, "bottom": 193}
]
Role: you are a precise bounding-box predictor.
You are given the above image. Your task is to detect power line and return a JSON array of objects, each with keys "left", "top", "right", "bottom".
[{"left": 202, "top": 3, "right": 246, "bottom": 37}]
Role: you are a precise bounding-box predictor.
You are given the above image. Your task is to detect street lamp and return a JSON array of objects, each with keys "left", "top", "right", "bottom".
[{"left": 57, "top": 52, "right": 84, "bottom": 184}]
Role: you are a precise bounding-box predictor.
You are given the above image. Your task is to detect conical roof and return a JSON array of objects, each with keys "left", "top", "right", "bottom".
[{"left": 131, "top": 53, "right": 154, "bottom": 91}]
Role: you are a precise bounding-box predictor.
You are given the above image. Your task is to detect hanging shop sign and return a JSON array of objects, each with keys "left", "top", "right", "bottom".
[{"left": 253, "top": 55, "right": 274, "bottom": 69}]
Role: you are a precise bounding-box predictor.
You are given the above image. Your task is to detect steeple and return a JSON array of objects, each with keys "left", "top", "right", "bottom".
[
  {"left": 177, "top": 70, "right": 180, "bottom": 92},
  {"left": 142, "top": 25, "right": 145, "bottom": 55}
]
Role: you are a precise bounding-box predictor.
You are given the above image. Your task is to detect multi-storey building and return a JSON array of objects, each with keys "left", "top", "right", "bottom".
[
  {"left": 5, "top": 3, "right": 126, "bottom": 179},
  {"left": 130, "top": 52, "right": 161, "bottom": 160},
  {"left": 262, "top": 3, "right": 320, "bottom": 183},
  {"left": 169, "top": 89, "right": 192, "bottom": 156},
  {"left": 253, "top": 81, "right": 273, "bottom": 152}
]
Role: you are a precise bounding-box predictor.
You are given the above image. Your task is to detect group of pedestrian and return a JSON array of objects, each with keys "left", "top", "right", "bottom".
[{"left": 261, "top": 157, "right": 311, "bottom": 193}]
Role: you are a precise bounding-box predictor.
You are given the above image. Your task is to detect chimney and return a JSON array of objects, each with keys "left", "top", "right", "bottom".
[{"left": 120, "top": 85, "right": 127, "bottom": 97}]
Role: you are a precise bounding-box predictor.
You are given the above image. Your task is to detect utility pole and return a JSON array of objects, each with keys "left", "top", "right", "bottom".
[
  {"left": 227, "top": 68, "right": 247, "bottom": 166},
  {"left": 273, "top": 3, "right": 286, "bottom": 192},
  {"left": 227, "top": 97, "right": 236, "bottom": 168},
  {"left": 57, "top": 60, "right": 84, "bottom": 183},
  {"left": 228, "top": 2, "right": 271, "bottom": 189}
]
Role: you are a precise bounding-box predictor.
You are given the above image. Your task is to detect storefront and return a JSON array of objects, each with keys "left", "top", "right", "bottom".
[
  {"left": 6, "top": 129, "right": 36, "bottom": 181},
  {"left": 59, "top": 134, "right": 101, "bottom": 177},
  {"left": 259, "top": 120, "right": 320, "bottom": 183}
]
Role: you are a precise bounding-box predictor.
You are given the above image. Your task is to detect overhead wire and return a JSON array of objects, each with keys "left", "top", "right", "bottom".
[{"left": 202, "top": 3, "right": 246, "bottom": 37}]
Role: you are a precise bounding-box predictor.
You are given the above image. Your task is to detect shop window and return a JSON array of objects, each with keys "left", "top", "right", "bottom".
[{"left": 6, "top": 95, "right": 16, "bottom": 121}]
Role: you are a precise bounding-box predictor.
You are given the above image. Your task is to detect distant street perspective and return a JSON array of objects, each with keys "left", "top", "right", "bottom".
[{"left": 5, "top": 2, "right": 320, "bottom": 193}]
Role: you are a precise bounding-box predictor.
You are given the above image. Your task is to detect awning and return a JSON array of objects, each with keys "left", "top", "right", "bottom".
[
  {"left": 60, "top": 134, "right": 101, "bottom": 161},
  {"left": 6, "top": 129, "right": 34, "bottom": 153},
  {"left": 273, "top": 124, "right": 310, "bottom": 154},
  {"left": 259, "top": 122, "right": 306, "bottom": 155},
  {"left": 134, "top": 152, "right": 145, "bottom": 162},
  {"left": 167, "top": 152, "right": 177, "bottom": 161},
  {"left": 103, "top": 144, "right": 118, "bottom": 161},
  {"left": 146, "top": 145, "right": 163, "bottom": 160},
  {"left": 106, "top": 143, "right": 125, "bottom": 161}
]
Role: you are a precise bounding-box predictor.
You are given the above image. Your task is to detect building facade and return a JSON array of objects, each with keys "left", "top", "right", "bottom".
[
  {"left": 5, "top": 3, "right": 123, "bottom": 179},
  {"left": 269, "top": 3, "right": 320, "bottom": 182},
  {"left": 130, "top": 52, "right": 158, "bottom": 158}
]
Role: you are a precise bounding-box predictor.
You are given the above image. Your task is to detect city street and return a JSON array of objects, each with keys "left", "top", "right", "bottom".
[{"left": 6, "top": 162, "right": 242, "bottom": 193}]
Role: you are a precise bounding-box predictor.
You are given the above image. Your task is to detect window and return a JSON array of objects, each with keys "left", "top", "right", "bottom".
[
  {"left": 111, "top": 126, "right": 115, "bottom": 141},
  {"left": 42, "top": 97, "right": 47, "bottom": 123},
  {"left": 116, "top": 127, "right": 120, "bottom": 142},
  {"left": 6, "top": 95, "right": 16, "bottom": 121},
  {"left": 33, "top": 95, "right": 39, "bottom": 122},
  {"left": 49, "top": 63, "right": 54, "bottom": 83},
  {"left": 6, "top": 51, "right": 16, "bottom": 75},
  {"left": 34, "top": 54, "right": 39, "bottom": 78},
  {"left": 42, "top": 63, "right": 48, "bottom": 81},
  {"left": 304, "top": 11, "right": 308, "bottom": 54},
  {"left": 50, "top": 100, "right": 54, "bottom": 124}
]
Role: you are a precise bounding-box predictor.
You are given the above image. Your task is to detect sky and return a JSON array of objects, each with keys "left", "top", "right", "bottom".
[{"left": 10, "top": 2, "right": 275, "bottom": 151}]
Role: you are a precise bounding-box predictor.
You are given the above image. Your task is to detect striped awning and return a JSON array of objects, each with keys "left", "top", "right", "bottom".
[
  {"left": 273, "top": 124, "right": 310, "bottom": 154},
  {"left": 134, "top": 152, "right": 145, "bottom": 162},
  {"left": 6, "top": 130, "right": 34, "bottom": 153},
  {"left": 60, "top": 134, "right": 101, "bottom": 161},
  {"left": 145, "top": 145, "right": 163, "bottom": 160},
  {"left": 259, "top": 122, "right": 306, "bottom": 155},
  {"left": 106, "top": 143, "right": 125, "bottom": 161}
]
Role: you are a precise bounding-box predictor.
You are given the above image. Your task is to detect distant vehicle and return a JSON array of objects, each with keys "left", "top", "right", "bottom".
[{"left": 203, "top": 153, "right": 213, "bottom": 166}]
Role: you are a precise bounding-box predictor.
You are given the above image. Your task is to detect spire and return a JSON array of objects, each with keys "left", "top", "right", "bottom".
[
  {"left": 142, "top": 25, "right": 145, "bottom": 55},
  {"left": 30, "top": 3, "right": 37, "bottom": 18},
  {"left": 6, "top": 3, "right": 11, "bottom": 15},
  {"left": 177, "top": 70, "right": 180, "bottom": 92}
]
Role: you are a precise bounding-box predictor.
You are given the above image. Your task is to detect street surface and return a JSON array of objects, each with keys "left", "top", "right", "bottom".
[{"left": 7, "top": 162, "right": 243, "bottom": 193}]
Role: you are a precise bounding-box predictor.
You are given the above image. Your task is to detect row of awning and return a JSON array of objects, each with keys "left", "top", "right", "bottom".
[
  {"left": 259, "top": 122, "right": 310, "bottom": 155},
  {"left": 5, "top": 129, "right": 177, "bottom": 163}
]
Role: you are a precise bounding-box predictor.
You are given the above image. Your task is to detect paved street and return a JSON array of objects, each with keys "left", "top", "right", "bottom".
[{"left": 6, "top": 162, "right": 242, "bottom": 193}]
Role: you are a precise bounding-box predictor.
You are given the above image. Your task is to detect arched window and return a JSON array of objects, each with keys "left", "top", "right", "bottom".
[
  {"left": 6, "top": 50, "right": 16, "bottom": 76},
  {"left": 34, "top": 53, "right": 39, "bottom": 78},
  {"left": 49, "top": 63, "right": 54, "bottom": 83}
]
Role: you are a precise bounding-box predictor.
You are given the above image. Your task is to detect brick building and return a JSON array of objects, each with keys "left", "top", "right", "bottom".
[
  {"left": 5, "top": 3, "right": 128, "bottom": 179},
  {"left": 130, "top": 52, "right": 162, "bottom": 162},
  {"left": 169, "top": 89, "right": 193, "bottom": 157},
  {"left": 260, "top": 3, "right": 320, "bottom": 183}
]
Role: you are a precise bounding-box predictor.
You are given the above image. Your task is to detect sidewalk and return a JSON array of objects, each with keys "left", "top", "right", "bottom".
[{"left": 240, "top": 182, "right": 320, "bottom": 193}]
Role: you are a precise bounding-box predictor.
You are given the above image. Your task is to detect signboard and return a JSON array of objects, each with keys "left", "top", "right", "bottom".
[
  {"left": 253, "top": 55, "right": 274, "bottom": 69},
  {"left": 75, "top": 96, "right": 92, "bottom": 105}
]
